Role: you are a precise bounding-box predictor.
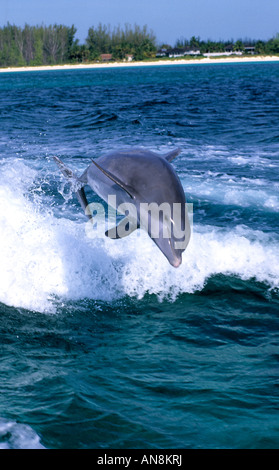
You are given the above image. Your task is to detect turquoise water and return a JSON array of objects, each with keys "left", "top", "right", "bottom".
[{"left": 0, "top": 63, "right": 279, "bottom": 449}]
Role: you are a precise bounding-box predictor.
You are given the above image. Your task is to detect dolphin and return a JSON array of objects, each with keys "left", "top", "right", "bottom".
[{"left": 54, "top": 148, "right": 191, "bottom": 267}]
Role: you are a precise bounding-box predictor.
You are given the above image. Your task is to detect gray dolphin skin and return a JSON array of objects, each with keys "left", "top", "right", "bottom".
[{"left": 54, "top": 148, "right": 191, "bottom": 267}]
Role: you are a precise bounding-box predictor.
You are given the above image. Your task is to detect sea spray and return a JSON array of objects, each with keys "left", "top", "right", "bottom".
[{"left": 0, "top": 159, "right": 278, "bottom": 312}]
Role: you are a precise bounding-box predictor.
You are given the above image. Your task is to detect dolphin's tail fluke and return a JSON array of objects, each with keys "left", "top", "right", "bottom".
[
  {"left": 53, "top": 156, "right": 76, "bottom": 180},
  {"left": 53, "top": 156, "right": 92, "bottom": 219}
]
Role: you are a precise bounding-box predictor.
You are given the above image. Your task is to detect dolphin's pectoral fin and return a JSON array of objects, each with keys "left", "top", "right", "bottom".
[
  {"left": 105, "top": 217, "right": 138, "bottom": 239},
  {"left": 164, "top": 148, "right": 181, "bottom": 162},
  {"left": 76, "top": 187, "right": 92, "bottom": 219},
  {"left": 91, "top": 159, "right": 134, "bottom": 199}
]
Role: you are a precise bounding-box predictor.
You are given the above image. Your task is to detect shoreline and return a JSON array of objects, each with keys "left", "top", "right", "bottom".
[{"left": 0, "top": 55, "right": 279, "bottom": 73}]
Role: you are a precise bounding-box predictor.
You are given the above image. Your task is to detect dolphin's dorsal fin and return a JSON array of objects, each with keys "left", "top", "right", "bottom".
[
  {"left": 164, "top": 148, "right": 181, "bottom": 162},
  {"left": 91, "top": 159, "right": 134, "bottom": 199}
]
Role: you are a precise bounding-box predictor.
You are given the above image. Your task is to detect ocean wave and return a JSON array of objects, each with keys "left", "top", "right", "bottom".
[
  {"left": 182, "top": 174, "right": 279, "bottom": 212},
  {"left": 228, "top": 154, "right": 279, "bottom": 168},
  {"left": 0, "top": 159, "right": 278, "bottom": 313},
  {"left": 0, "top": 418, "right": 44, "bottom": 449},
  {"left": 63, "top": 110, "right": 118, "bottom": 129}
]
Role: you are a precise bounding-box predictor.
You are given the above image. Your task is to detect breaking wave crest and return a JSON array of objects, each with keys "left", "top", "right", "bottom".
[
  {"left": 0, "top": 418, "right": 44, "bottom": 449},
  {"left": 0, "top": 159, "right": 278, "bottom": 313}
]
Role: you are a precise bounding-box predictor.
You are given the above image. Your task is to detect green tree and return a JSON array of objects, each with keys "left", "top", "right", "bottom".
[
  {"left": 255, "top": 40, "right": 266, "bottom": 54},
  {"left": 86, "top": 23, "right": 111, "bottom": 60},
  {"left": 190, "top": 36, "right": 200, "bottom": 49},
  {"left": 267, "top": 34, "right": 279, "bottom": 54},
  {"left": 174, "top": 37, "right": 189, "bottom": 48},
  {"left": 23, "top": 24, "right": 36, "bottom": 64},
  {"left": 234, "top": 40, "right": 244, "bottom": 52},
  {"left": 86, "top": 23, "right": 156, "bottom": 61},
  {"left": 31, "top": 34, "right": 44, "bottom": 65}
]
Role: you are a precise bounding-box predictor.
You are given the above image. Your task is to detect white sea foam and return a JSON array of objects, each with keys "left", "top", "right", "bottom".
[
  {"left": 0, "top": 160, "right": 278, "bottom": 313},
  {"left": 0, "top": 418, "right": 45, "bottom": 449},
  {"left": 182, "top": 172, "right": 279, "bottom": 211},
  {"left": 229, "top": 154, "right": 279, "bottom": 168}
]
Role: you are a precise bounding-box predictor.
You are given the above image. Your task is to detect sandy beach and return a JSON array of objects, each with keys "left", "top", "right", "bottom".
[{"left": 0, "top": 55, "right": 279, "bottom": 73}]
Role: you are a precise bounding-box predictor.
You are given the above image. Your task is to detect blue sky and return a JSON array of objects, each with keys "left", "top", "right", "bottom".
[{"left": 2, "top": 0, "right": 279, "bottom": 46}]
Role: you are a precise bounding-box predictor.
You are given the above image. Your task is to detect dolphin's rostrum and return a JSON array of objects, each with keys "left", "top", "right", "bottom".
[{"left": 54, "top": 148, "right": 191, "bottom": 267}]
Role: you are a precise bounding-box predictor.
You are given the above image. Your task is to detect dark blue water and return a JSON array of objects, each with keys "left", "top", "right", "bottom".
[{"left": 0, "top": 63, "right": 279, "bottom": 449}]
